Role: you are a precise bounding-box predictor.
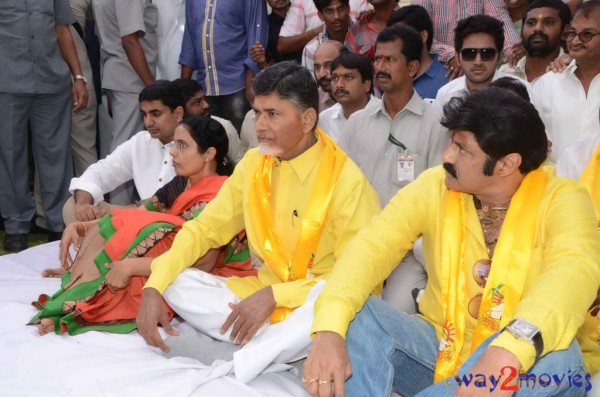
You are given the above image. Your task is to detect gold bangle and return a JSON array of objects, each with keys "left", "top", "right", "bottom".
[{"left": 76, "top": 221, "right": 87, "bottom": 237}]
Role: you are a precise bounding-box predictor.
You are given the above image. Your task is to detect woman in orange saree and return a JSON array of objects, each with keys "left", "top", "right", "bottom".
[{"left": 31, "top": 117, "right": 256, "bottom": 335}]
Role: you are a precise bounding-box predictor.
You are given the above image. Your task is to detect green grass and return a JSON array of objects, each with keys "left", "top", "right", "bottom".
[{"left": 0, "top": 231, "right": 49, "bottom": 255}]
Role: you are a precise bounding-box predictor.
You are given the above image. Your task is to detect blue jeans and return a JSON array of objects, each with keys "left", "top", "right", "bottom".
[{"left": 346, "top": 296, "right": 588, "bottom": 397}]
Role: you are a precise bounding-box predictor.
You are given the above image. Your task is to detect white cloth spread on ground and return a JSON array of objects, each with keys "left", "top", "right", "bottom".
[{"left": 0, "top": 242, "right": 319, "bottom": 396}]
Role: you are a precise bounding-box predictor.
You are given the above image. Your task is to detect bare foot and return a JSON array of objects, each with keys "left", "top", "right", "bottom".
[
  {"left": 37, "top": 318, "right": 55, "bottom": 335},
  {"left": 41, "top": 267, "right": 65, "bottom": 278}
]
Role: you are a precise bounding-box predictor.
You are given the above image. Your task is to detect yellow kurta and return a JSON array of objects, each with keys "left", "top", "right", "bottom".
[
  {"left": 312, "top": 166, "right": 600, "bottom": 372},
  {"left": 145, "top": 139, "right": 381, "bottom": 311}
]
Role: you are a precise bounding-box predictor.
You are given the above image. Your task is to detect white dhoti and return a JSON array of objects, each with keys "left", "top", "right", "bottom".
[
  {"left": 164, "top": 268, "right": 242, "bottom": 342},
  {"left": 163, "top": 268, "right": 325, "bottom": 383}
]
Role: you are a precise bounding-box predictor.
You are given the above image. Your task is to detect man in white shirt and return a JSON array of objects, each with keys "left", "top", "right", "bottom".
[
  {"left": 532, "top": 0, "right": 600, "bottom": 163},
  {"left": 340, "top": 26, "right": 449, "bottom": 314},
  {"left": 63, "top": 80, "right": 184, "bottom": 223},
  {"left": 556, "top": 112, "right": 600, "bottom": 180},
  {"left": 435, "top": 15, "right": 529, "bottom": 111},
  {"left": 318, "top": 51, "right": 380, "bottom": 143},
  {"left": 499, "top": 0, "right": 571, "bottom": 83}
]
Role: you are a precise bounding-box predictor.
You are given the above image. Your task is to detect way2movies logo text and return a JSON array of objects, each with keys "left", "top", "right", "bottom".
[{"left": 443, "top": 366, "right": 592, "bottom": 393}]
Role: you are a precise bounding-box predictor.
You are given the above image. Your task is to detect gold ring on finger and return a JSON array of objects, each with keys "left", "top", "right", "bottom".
[
  {"left": 302, "top": 377, "right": 316, "bottom": 385},
  {"left": 318, "top": 379, "right": 333, "bottom": 385}
]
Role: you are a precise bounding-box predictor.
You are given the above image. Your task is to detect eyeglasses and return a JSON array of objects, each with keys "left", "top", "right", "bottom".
[
  {"left": 563, "top": 30, "right": 600, "bottom": 43},
  {"left": 173, "top": 141, "right": 200, "bottom": 152},
  {"left": 459, "top": 48, "right": 498, "bottom": 62}
]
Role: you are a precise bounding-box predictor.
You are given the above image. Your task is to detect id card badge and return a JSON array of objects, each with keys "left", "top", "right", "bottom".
[{"left": 397, "top": 153, "right": 415, "bottom": 182}]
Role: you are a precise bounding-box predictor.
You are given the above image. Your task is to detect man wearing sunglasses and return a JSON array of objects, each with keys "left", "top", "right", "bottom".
[
  {"left": 531, "top": 0, "right": 600, "bottom": 163},
  {"left": 435, "top": 15, "right": 529, "bottom": 113}
]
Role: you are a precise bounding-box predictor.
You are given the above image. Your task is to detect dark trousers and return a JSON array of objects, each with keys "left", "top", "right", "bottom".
[
  {"left": 0, "top": 90, "right": 73, "bottom": 233},
  {"left": 206, "top": 89, "right": 250, "bottom": 134}
]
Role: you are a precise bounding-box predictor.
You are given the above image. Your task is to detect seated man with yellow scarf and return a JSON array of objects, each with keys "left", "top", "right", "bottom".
[
  {"left": 135, "top": 61, "right": 381, "bottom": 354},
  {"left": 304, "top": 87, "right": 600, "bottom": 397}
]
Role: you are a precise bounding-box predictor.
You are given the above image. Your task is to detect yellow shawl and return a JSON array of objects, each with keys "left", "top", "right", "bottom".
[
  {"left": 247, "top": 128, "right": 346, "bottom": 323},
  {"left": 435, "top": 167, "right": 548, "bottom": 381}
]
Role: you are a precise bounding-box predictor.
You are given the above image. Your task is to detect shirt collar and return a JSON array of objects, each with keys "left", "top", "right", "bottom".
[
  {"left": 422, "top": 53, "right": 443, "bottom": 79},
  {"left": 332, "top": 103, "right": 345, "bottom": 120},
  {"left": 276, "top": 132, "right": 323, "bottom": 183},
  {"left": 565, "top": 58, "right": 580, "bottom": 78},
  {"left": 162, "top": 140, "right": 175, "bottom": 149},
  {"left": 514, "top": 56, "right": 527, "bottom": 73},
  {"left": 320, "top": 90, "right": 337, "bottom": 109},
  {"left": 370, "top": 89, "right": 424, "bottom": 119}
]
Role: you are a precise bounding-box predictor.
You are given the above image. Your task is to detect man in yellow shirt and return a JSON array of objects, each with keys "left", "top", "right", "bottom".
[
  {"left": 135, "top": 61, "right": 380, "bottom": 353},
  {"left": 304, "top": 87, "right": 600, "bottom": 397}
]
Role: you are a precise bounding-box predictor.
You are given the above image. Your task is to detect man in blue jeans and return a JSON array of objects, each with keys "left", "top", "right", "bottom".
[{"left": 303, "top": 87, "right": 600, "bottom": 396}]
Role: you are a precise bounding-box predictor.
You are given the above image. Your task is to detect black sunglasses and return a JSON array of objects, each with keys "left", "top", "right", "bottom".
[{"left": 459, "top": 48, "right": 498, "bottom": 62}]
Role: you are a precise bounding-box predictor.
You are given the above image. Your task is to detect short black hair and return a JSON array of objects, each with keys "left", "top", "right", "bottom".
[
  {"left": 172, "top": 78, "right": 203, "bottom": 102},
  {"left": 376, "top": 25, "right": 423, "bottom": 63},
  {"left": 330, "top": 51, "right": 375, "bottom": 95},
  {"left": 313, "top": 0, "right": 349, "bottom": 12},
  {"left": 524, "top": 0, "right": 571, "bottom": 30},
  {"left": 454, "top": 15, "right": 505, "bottom": 53},
  {"left": 441, "top": 87, "right": 547, "bottom": 175},
  {"left": 179, "top": 116, "right": 234, "bottom": 176},
  {"left": 387, "top": 5, "right": 434, "bottom": 51},
  {"left": 138, "top": 80, "right": 186, "bottom": 111},
  {"left": 489, "top": 77, "right": 531, "bottom": 102},
  {"left": 253, "top": 61, "right": 319, "bottom": 126}
]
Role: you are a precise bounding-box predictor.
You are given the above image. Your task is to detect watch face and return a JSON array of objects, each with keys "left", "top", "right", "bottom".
[{"left": 512, "top": 320, "right": 538, "bottom": 339}]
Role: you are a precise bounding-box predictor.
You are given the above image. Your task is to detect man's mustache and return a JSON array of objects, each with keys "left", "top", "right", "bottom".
[
  {"left": 318, "top": 77, "right": 331, "bottom": 85},
  {"left": 527, "top": 33, "right": 548, "bottom": 44},
  {"left": 334, "top": 89, "right": 349, "bottom": 96},
  {"left": 443, "top": 162, "right": 457, "bottom": 178},
  {"left": 376, "top": 72, "right": 392, "bottom": 79}
]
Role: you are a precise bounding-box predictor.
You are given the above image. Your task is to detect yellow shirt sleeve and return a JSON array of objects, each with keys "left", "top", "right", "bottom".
[
  {"left": 144, "top": 155, "right": 248, "bottom": 294},
  {"left": 312, "top": 167, "right": 440, "bottom": 338},
  {"left": 490, "top": 182, "right": 600, "bottom": 371}
]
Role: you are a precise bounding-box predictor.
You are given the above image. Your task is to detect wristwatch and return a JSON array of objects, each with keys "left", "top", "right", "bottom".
[
  {"left": 74, "top": 74, "right": 87, "bottom": 84},
  {"left": 505, "top": 319, "right": 543, "bottom": 357}
]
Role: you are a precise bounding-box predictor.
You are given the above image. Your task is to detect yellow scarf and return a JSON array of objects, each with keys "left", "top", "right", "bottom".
[
  {"left": 434, "top": 167, "right": 548, "bottom": 382},
  {"left": 247, "top": 128, "right": 346, "bottom": 323},
  {"left": 579, "top": 143, "right": 600, "bottom": 221}
]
